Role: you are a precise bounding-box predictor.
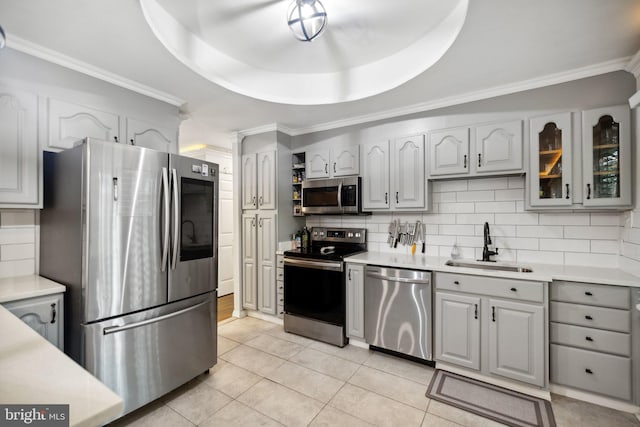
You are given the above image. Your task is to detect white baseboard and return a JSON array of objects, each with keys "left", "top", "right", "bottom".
[
  {"left": 550, "top": 384, "right": 640, "bottom": 414},
  {"left": 436, "top": 362, "right": 551, "bottom": 401},
  {"left": 245, "top": 310, "right": 284, "bottom": 326},
  {"left": 348, "top": 338, "right": 369, "bottom": 349},
  {"left": 231, "top": 309, "right": 246, "bottom": 319}
]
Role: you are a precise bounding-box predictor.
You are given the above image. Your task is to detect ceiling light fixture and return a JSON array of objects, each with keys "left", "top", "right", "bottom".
[
  {"left": 0, "top": 25, "right": 6, "bottom": 50},
  {"left": 287, "top": 0, "right": 327, "bottom": 42}
]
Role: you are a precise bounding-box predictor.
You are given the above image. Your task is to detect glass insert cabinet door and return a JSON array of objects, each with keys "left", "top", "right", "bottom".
[
  {"left": 582, "top": 105, "right": 631, "bottom": 208},
  {"left": 529, "top": 113, "right": 573, "bottom": 207}
]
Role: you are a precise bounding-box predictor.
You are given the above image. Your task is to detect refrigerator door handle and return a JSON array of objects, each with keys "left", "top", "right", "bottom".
[
  {"left": 161, "top": 167, "right": 170, "bottom": 272},
  {"left": 171, "top": 168, "right": 179, "bottom": 270},
  {"left": 102, "top": 300, "right": 210, "bottom": 335}
]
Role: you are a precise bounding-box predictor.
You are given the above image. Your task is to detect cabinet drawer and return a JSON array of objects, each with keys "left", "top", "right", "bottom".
[
  {"left": 276, "top": 255, "right": 284, "bottom": 268},
  {"left": 550, "top": 302, "right": 630, "bottom": 332},
  {"left": 276, "top": 281, "right": 284, "bottom": 295},
  {"left": 276, "top": 268, "right": 284, "bottom": 281},
  {"left": 551, "top": 281, "right": 629, "bottom": 309},
  {"left": 550, "top": 322, "right": 630, "bottom": 357},
  {"left": 550, "top": 344, "right": 631, "bottom": 401},
  {"left": 435, "top": 272, "right": 543, "bottom": 303}
]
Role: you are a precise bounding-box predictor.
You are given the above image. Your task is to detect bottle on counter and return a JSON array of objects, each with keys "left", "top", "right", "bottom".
[
  {"left": 295, "top": 231, "right": 302, "bottom": 249},
  {"left": 301, "top": 226, "right": 310, "bottom": 250}
]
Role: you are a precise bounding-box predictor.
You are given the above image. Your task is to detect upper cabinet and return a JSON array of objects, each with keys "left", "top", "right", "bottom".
[
  {"left": 306, "top": 146, "right": 359, "bottom": 179},
  {"left": 428, "top": 120, "right": 523, "bottom": 179},
  {"left": 529, "top": 113, "right": 573, "bottom": 207},
  {"left": 582, "top": 105, "right": 631, "bottom": 208},
  {"left": 0, "top": 87, "right": 40, "bottom": 208},
  {"left": 242, "top": 151, "right": 276, "bottom": 210},
  {"left": 125, "top": 117, "right": 177, "bottom": 152},
  {"left": 362, "top": 135, "right": 428, "bottom": 211},
  {"left": 429, "top": 127, "right": 470, "bottom": 176},
  {"left": 475, "top": 120, "right": 523, "bottom": 174}
]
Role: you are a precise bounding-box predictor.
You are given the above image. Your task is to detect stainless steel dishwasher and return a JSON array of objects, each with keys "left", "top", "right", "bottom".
[{"left": 364, "top": 266, "right": 432, "bottom": 361}]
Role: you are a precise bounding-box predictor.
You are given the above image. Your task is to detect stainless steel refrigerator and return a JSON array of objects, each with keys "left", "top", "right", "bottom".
[{"left": 40, "top": 138, "right": 218, "bottom": 417}]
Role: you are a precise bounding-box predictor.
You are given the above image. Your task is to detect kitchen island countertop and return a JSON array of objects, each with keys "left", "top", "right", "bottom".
[{"left": 345, "top": 251, "right": 640, "bottom": 287}]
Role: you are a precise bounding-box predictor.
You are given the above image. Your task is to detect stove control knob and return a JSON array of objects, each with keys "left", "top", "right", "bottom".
[
  {"left": 355, "top": 233, "right": 361, "bottom": 238},
  {"left": 347, "top": 232, "right": 354, "bottom": 238}
]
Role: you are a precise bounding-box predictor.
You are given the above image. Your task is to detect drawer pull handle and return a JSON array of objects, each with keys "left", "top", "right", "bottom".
[
  {"left": 585, "top": 368, "right": 593, "bottom": 375},
  {"left": 510, "top": 287, "right": 517, "bottom": 292},
  {"left": 474, "top": 304, "right": 478, "bottom": 320},
  {"left": 585, "top": 291, "right": 593, "bottom": 296},
  {"left": 492, "top": 306, "right": 496, "bottom": 322},
  {"left": 585, "top": 336, "right": 594, "bottom": 342},
  {"left": 50, "top": 303, "right": 57, "bottom": 324},
  {"left": 454, "top": 281, "right": 460, "bottom": 285},
  {"left": 585, "top": 315, "right": 593, "bottom": 320}
]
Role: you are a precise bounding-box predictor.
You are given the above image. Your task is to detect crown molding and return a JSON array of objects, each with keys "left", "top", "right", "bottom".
[
  {"left": 282, "top": 56, "right": 631, "bottom": 136},
  {"left": 237, "top": 123, "right": 295, "bottom": 138},
  {"left": 625, "top": 49, "right": 640, "bottom": 78},
  {"left": 7, "top": 35, "right": 186, "bottom": 107}
]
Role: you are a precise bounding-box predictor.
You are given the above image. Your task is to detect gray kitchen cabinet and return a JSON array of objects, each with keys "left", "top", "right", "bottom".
[
  {"left": 549, "top": 280, "right": 633, "bottom": 401},
  {"left": 346, "top": 263, "right": 365, "bottom": 339},
  {"left": 435, "top": 291, "right": 481, "bottom": 370},
  {"left": 3, "top": 293, "right": 64, "bottom": 350},
  {"left": 488, "top": 299, "right": 545, "bottom": 386},
  {"left": 0, "top": 87, "right": 40, "bottom": 208},
  {"left": 242, "top": 212, "right": 277, "bottom": 315},
  {"left": 241, "top": 214, "right": 258, "bottom": 310},
  {"left": 276, "top": 255, "right": 284, "bottom": 319},
  {"left": 361, "top": 135, "right": 428, "bottom": 211},
  {"left": 428, "top": 127, "right": 470, "bottom": 176},
  {"left": 242, "top": 151, "right": 276, "bottom": 210},
  {"left": 306, "top": 146, "right": 359, "bottom": 179},
  {"left": 434, "top": 272, "right": 546, "bottom": 387},
  {"left": 45, "top": 97, "right": 119, "bottom": 151},
  {"left": 475, "top": 120, "right": 523, "bottom": 174},
  {"left": 125, "top": 117, "right": 177, "bottom": 152}
]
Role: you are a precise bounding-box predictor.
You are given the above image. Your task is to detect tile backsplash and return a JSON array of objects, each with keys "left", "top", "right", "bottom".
[
  {"left": 0, "top": 209, "right": 38, "bottom": 278},
  {"left": 306, "top": 176, "right": 625, "bottom": 269}
]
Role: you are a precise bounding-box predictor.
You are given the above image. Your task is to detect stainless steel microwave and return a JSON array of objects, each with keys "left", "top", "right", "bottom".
[{"left": 302, "top": 176, "right": 366, "bottom": 215}]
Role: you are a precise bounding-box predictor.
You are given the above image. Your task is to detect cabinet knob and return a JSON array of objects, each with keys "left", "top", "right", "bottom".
[
  {"left": 474, "top": 303, "right": 478, "bottom": 320},
  {"left": 510, "top": 287, "right": 517, "bottom": 292},
  {"left": 463, "top": 154, "right": 467, "bottom": 169},
  {"left": 492, "top": 306, "right": 496, "bottom": 322},
  {"left": 478, "top": 153, "right": 482, "bottom": 167},
  {"left": 565, "top": 183, "right": 570, "bottom": 199},
  {"left": 585, "top": 291, "right": 593, "bottom": 296},
  {"left": 585, "top": 315, "right": 593, "bottom": 320},
  {"left": 395, "top": 192, "right": 399, "bottom": 204},
  {"left": 585, "top": 336, "right": 594, "bottom": 342},
  {"left": 454, "top": 281, "right": 460, "bottom": 285},
  {"left": 50, "top": 303, "right": 57, "bottom": 324},
  {"left": 130, "top": 138, "right": 135, "bottom": 146},
  {"left": 113, "top": 136, "right": 119, "bottom": 143},
  {"left": 586, "top": 183, "right": 592, "bottom": 200},
  {"left": 385, "top": 193, "right": 388, "bottom": 204},
  {"left": 325, "top": 164, "right": 328, "bottom": 174},
  {"left": 585, "top": 368, "right": 593, "bottom": 375},
  {"left": 333, "top": 163, "right": 336, "bottom": 173}
]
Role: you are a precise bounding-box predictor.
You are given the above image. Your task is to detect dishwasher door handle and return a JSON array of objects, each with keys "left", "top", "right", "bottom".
[{"left": 365, "top": 272, "right": 431, "bottom": 285}]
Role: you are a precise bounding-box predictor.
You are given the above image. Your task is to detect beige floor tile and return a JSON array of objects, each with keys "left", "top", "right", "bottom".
[
  {"left": 200, "top": 400, "right": 283, "bottom": 427},
  {"left": 421, "top": 413, "right": 462, "bottom": 427},
  {"left": 164, "top": 381, "right": 231, "bottom": 425},
  {"left": 349, "top": 365, "right": 430, "bottom": 410},
  {"left": 218, "top": 320, "right": 263, "bottom": 343},
  {"left": 363, "top": 352, "right": 434, "bottom": 385},
  {"left": 551, "top": 394, "right": 640, "bottom": 427},
  {"left": 263, "top": 326, "right": 318, "bottom": 347},
  {"left": 309, "top": 340, "right": 372, "bottom": 364},
  {"left": 220, "top": 344, "right": 285, "bottom": 377},
  {"left": 329, "top": 383, "right": 425, "bottom": 427},
  {"left": 245, "top": 334, "right": 304, "bottom": 359},
  {"left": 201, "top": 359, "right": 262, "bottom": 398},
  {"left": 217, "top": 335, "right": 240, "bottom": 356},
  {"left": 309, "top": 406, "right": 374, "bottom": 427},
  {"left": 108, "top": 402, "right": 193, "bottom": 427},
  {"left": 239, "top": 316, "right": 279, "bottom": 332},
  {"left": 289, "top": 347, "right": 360, "bottom": 381},
  {"left": 237, "top": 379, "right": 324, "bottom": 427},
  {"left": 427, "top": 400, "right": 506, "bottom": 427},
  {"left": 267, "top": 361, "right": 345, "bottom": 403}
]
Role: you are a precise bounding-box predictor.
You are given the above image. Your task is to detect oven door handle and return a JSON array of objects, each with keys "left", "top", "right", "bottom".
[{"left": 284, "top": 257, "right": 343, "bottom": 272}]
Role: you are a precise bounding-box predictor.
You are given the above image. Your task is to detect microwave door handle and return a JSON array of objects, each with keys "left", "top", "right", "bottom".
[
  {"left": 171, "top": 168, "right": 179, "bottom": 270},
  {"left": 337, "top": 182, "right": 342, "bottom": 208},
  {"left": 161, "top": 167, "right": 170, "bottom": 272}
]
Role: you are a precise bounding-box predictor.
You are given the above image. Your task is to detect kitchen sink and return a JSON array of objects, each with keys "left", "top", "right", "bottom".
[{"left": 445, "top": 260, "right": 533, "bottom": 273}]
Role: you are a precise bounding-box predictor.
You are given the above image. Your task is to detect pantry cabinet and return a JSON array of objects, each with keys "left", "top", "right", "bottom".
[
  {"left": 0, "top": 87, "right": 40, "bottom": 208},
  {"left": 434, "top": 272, "right": 546, "bottom": 387},
  {"left": 529, "top": 112, "right": 573, "bottom": 207},
  {"left": 306, "top": 146, "right": 359, "bottom": 179},
  {"left": 346, "top": 263, "right": 365, "bottom": 339},
  {"left": 241, "top": 151, "right": 276, "bottom": 210},
  {"left": 361, "top": 135, "right": 427, "bottom": 210},
  {"left": 3, "top": 293, "right": 64, "bottom": 350},
  {"left": 241, "top": 212, "right": 277, "bottom": 315}
]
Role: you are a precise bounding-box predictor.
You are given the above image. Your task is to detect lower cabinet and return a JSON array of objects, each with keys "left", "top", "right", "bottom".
[
  {"left": 242, "top": 212, "right": 277, "bottom": 315},
  {"left": 434, "top": 272, "right": 546, "bottom": 387},
  {"left": 276, "top": 255, "right": 284, "bottom": 319},
  {"left": 3, "top": 293, "right": 64, "bottom": 350},
  {"left": 346, "top": 263, "right": 364, "bottom": 339}
]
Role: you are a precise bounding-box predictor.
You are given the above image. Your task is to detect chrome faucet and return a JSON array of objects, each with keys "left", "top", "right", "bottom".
[{"left": 482, "top": 222, "right": 498, "bottom": 262}]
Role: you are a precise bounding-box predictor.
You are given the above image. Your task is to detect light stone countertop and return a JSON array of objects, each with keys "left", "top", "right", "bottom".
[
  {"left": 345, "top": 252, "right": 640, "bottom": 287},
  {"left": 0, "top": 275, "right": 66, "bottom": 303},
  {"left": 0, "top": 304, "right": 123, "bottom": 426}
]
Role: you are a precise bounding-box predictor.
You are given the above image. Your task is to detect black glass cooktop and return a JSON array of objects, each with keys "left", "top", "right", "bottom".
[{"left": 284, "top": 246, "right": 366, "bottom": 262}]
